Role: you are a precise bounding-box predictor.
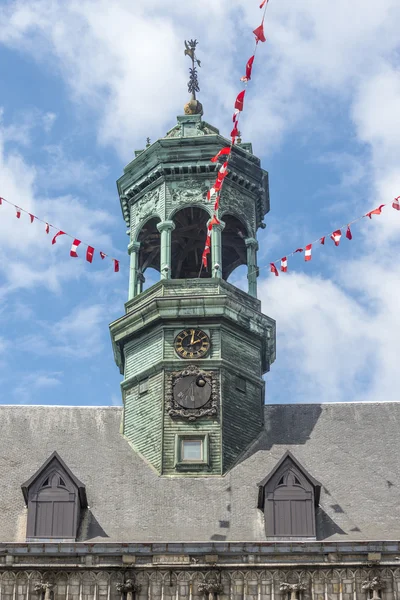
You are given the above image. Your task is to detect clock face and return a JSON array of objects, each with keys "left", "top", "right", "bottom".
[
  {"left": 173, "top": 374, "right": 212, "bottom": 409},
  {"left": 174, "top": 329, "right": 210, "bottom": 359}
]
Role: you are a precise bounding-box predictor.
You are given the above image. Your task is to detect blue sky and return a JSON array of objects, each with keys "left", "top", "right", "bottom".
[{"left": 0, "top": 0, "right": 399, "bottom": 406}]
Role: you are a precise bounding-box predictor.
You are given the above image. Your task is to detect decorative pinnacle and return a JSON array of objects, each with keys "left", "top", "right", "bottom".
[
  {"left": 184, "top": 39, "right": 203, "bottom": 116},
  {"left": 146, "top": 137, "right": 151, "bottom": 148}
]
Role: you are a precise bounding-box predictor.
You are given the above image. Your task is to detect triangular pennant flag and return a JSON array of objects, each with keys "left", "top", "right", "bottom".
[
  {"left": 270, "top": 263, "right": 279, "bottom": 277},
  {"left": 253, "top": 22, "right": 266, "bottom": 43},
  {"left": 100, "top": 251, "right": 106, "bottom": 259},
  {"left": 113, "top": 259, "right": 120, "bottom": 273},
  {"left": 86, "top": 246, "right": 95, "bottom": 263},
  {"left": 366, "top": 204, "right": 385, "bottom": 219},
  {"left": 392, "top": 196, "right": 400, "bottom": 211},
  {"left": 211, "top": 147, "right": 231, "bottom": 163},
  {"left": 202, "top": 235, "right": 211, "bottom": 268},
  {"left": 234, "top": 90, "right": 246, "bottom": 112},
  {"left": 214, "top": 196, "right": 220, "bottom": 211},
  {"left": 331, "top": 230, "right": 342, "bottom": 246},
  {"left": 207, "top": 187, "right": 217, "bottom": 201},
  {"left": 29, "top": 214, "right": 35, "bottom": 223},
  {"left": 320, "top": 237, "right": 325, "bottom": 245},
  {"left": 260, "top": 0, "right": 268, "bottom": 7},
  {"left": 45, "top": 223, "right": 50, "bottom": 234},
  {"left": 16, "top": 207, "right": 21, "bottom": 219},
  {"left": 305, "top": 244, "right": 312, "bottom": 261},
  {"left": 295, "top": 248, "right": 303, "bottom": 253},
  {"left": 70, "top": 238, "right": 81, "bottom": 257},
  {"left": 0, "top": 197, "right": 3, "bottom": 205},
  {"left": 231, "top": 123, "right": 239, "bottom": 140},
  {"left": 280, "top": 257, "right": 287, "bottom": 273},
  {"left": 218, "top": 162, "right": 229, "bottom": 180},
  {"left": 232, "top": 110, "right": 239, "bottom": 123},
  {"left": 346, "top": 225, "right": 352, "bottom": 240},
  {"left": 241, "top": 55, "right": 255, "bottom": 83},
  {"left": 52, "top": 230, "right": 66, "bottom": 245}
]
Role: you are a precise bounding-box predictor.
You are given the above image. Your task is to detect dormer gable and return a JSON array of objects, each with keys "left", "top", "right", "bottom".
[
  {"left": 257, "top": 451, "right": 321, "bottom": 539},
  {"left": 21, "top": 451, "right": 87, "bottom": 541}
]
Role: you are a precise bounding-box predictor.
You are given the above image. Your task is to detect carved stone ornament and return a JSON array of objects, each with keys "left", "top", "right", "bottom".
[
  {"left": 116, "top": 579, "right": 142, "bottom": 600},
  {"left": 362, "top": 578, "right": 385, "bottom": 600},
  {"left": 170, "top": 180, "right": 209, "bottom": 207},
  {"left": 135, "top": 188, "right": 162, "bottom": 223},
  {"left": 35, "top": 583, "right": 54, "bottom": 600},
  {"left": 198, "top": 581, "right": 224, "bottom": 598},
  {"left": 166, "top": 365, "right": 219, "bottom": 421},
  {"left": 280, "top": 583, "right": 307, "bottom": 600}
]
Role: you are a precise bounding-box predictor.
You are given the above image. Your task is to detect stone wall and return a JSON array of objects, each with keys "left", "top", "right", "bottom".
[{"left": 0, "top": 568, "right": 396, "bottom": 600}]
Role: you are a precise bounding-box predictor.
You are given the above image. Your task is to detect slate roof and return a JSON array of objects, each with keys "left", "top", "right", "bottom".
[{"left": 0, "top": 402, "right": 399, "bottom": 543}]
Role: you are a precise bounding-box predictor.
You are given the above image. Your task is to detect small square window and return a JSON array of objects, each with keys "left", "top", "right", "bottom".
[
  {"left": 139, "top": 379, "right": 148, "bottom": 395},
  {"left": 174, "top": 433, "right": 209, "bottom": 469},
  {"left": 236, "top": 376, "right": 246, "bottom": 393},
  {"left": 181, "top": 439, "right": 203, "bottom": 462}
]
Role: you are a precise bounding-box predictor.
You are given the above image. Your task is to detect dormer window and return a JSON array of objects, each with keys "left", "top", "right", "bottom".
[
  {"left": 21, "top": 451, "right": 87, "bottom": 541},
  {"left": 257, "top": 451, "right": 321, "bottom": 539}
]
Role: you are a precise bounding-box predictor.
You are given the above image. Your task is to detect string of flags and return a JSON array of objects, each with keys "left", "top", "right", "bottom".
[
  {"left": 201, "top": 0, "right": 270, "bottom": 271},
  {"left": 0, "top": 195, "right": 120, "bottom": 272},
  {"left": 268, "top": 200, "right": 399, "bottom": 277}
]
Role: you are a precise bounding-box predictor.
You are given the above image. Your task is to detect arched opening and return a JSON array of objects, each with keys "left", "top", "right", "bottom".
[
  {"left": 171, "top": 206, "right": 210, "bottom": 279},
  {"left": 221, "top": 214, "right": 248, "bottom": 280},
  {"left": 137, "top": 217, "right": 161, "bottom": 290},
  {"left": 227, "top": 264, "right": 248, "bottom": 292}
]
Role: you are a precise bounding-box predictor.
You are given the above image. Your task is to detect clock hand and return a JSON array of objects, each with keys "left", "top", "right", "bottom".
[{"left": 190, "top": 329, "right": 195, "bottom": 345}]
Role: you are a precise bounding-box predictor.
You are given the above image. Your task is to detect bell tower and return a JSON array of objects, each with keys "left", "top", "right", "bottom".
[{"left": 109, "top": 59, "right": 276, "bottom": 475}]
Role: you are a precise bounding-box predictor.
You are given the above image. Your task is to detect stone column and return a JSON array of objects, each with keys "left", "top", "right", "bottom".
[
  {"left": 136, "top": 271, "right": 145, "bottom": 295},
  {"left": 245, "top": 237, "right": 259, "bottom": 297},
  {"left": 128, "top": 241, "right": 141, "bottom": 300},
  {"left": 157, "top": 220, "right": 175, "bottom": 279},
  {"left": 209, "top": 220, "right": 225, "bottom": 279}
]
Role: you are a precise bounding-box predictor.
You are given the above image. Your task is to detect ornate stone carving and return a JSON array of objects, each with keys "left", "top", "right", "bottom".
[
  {"left": 35, "top": 583, "right": 53, "bottom": 600},
  {"left": 166, "top": 365, "right": 219, "bottom": 421},
  {"left": 169, "top": 180, "right": 209, "bottom": 207},
  {"left": 116, "top": 579, "right": 141, "bottom": 600},
  {"left": 135, "top": 188, "right": 162, "bottom": 224},
  {"left": 280, "top": 583, "right": 307, "bottom": 600},
  {"left": 362, "top": 577, "right": 385, "bottom": 599},
  {"left": 198, "top": 581, "right": 224, "bottom": 600}
]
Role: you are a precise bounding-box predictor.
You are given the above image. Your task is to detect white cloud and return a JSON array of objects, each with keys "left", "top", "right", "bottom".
[{"left": 13, "top": 371, "right": 62, "bottom": 403}]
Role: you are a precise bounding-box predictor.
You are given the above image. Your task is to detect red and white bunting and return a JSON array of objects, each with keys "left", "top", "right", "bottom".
[
  {"left": 253, "top": 22, "right": 266, "bottom": 43},
  {"left": 202, "top": 235, "right": 211, "bottom": 268},
  {"left": 305, "top": 244, "right": 312, "bottom": 261},
  {"left": 29, "top": 214, "right": 35, "bottom": 224},
  {"left": 70, "top": 238, "right": 81, "bottom": 258},
  {"left": 100, "top": 251, "right": 106, "bottom": 260},
  {"left": 235, "top": 90, "right": 246, "bottom": 113},
  {"left": 366, "top": 204, "right": 385, "bottom": 219},
  {"left": 270, "top": 263, "right": 279, "bottom": 277},
  {"left": 113, "top": 259, "right": 120, "bottom": 273},
  {"left": 392, "top": 196, "right": 400, "bottom": 211},
  {"left": 346, "top": 225, "right": 352, "bottom": 240},
  {"left": 320, "top": 237, "right": 325, "bottom": 245},
  {"left": 16, "top": 207, "right": 21, "bottom": 219},
  {"left": 280, "top": 257, "right": 287, "bottom": 272},
  {"left": 52, "top": 230, "right": 66, "bottom": 245},
  {"left": 86, "top": 246, "right": 95, "bottom": 263},
  {"left": 218, "top": 162, "right": 229, "bottom": 179},
  {"left": 331, "top": 230, "right": 342, "bottom": 246},
  {"left": 45, "top": 223, "right": 50, "bottom": 234},
  {"left": 294, "top": 248, "right": 303, "bottom": 254},
  {"left": 0, "top": 197, "right": 3, "bottom": 205},
  {"left": 241, "top": 55, "right": 255, "bottom": 83},
  {"left": 260, "top": 0, "right": 268, "bottom": 7},
  {"left": 208, "top": 215, "right": 221, "bottom": 230},
  {"left": 210, "top": 147, "right": 231, "bottom": 163}
]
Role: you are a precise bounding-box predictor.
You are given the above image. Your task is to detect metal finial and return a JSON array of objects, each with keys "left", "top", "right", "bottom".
[
  {"left": 184, "top": 39, "right": 201, "bottom": 99},
  {"left": 237, "top": 131, "right": 242, "bottom": 144},
  {"left": 146, "top": 137, "right": 151, "bottom": 148}
]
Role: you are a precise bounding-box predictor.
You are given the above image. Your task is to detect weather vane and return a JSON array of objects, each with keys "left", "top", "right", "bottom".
[{"left": 184, "top": 39, "right": 201, "bottom": 99}]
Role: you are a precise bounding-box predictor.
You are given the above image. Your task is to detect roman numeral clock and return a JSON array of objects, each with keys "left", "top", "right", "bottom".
[{"left": 166, "top": 329, "right": 219, "bottom": 421}]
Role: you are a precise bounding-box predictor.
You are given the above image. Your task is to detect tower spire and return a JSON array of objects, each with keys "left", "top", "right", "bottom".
[{"left": 183, "top": 39, "right": 203, "bottom": 115}]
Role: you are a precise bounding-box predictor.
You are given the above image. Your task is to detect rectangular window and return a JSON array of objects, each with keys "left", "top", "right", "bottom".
[
  {"left": 181, "top": 439, "right": 203, "bottom": 462},
  {"left": 174, "top": 433, "right": 209, "bottom": 469},
  {"left": 236, "top": 376, "right": 246, "bottom": 393},
  {"left": 139, "top": 379, "right": 148, "bottom": 395}
]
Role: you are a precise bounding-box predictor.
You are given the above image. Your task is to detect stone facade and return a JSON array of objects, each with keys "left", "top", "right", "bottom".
[{"left": 0, "top": 544, "right": 398, "bottom": 600}]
